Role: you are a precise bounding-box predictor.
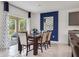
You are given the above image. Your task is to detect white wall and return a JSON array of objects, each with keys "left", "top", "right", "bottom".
[
  {"left": 31, "top": 13, "right": 40, "bottom": 31},
  {"left": 31, "top": 8, "right": 79, "bottom": 44},
  {"left": 58, "top": 8, "right": 79, "bottom": 44},
  {"left": 58, "top": 10, "right": 68, "bottom": 44}
]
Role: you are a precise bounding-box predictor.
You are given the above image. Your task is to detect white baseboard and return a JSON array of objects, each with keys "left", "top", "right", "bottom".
[
  {"left": 51, "top": 41, "right": 59, "bottom": 44},
  {"left": 51, "top": 41, "right": 68, "bottom": 45}
]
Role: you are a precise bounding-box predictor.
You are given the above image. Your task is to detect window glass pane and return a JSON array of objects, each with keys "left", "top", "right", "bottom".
[
  {"left": 8, "top": 18, "right": 16, "bottom": 38},
  {"left": 18, "top": 18, "right": 26, "bottom": 32}
]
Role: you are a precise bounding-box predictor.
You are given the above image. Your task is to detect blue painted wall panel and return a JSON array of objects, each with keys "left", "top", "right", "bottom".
[{"left": 40, "top": 11, "right": 58, "bottom": 41}]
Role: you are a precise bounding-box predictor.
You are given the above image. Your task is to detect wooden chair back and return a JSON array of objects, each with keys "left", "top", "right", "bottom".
[
  {"left": 18, "top": 32, "right": 27, "bottom": 45},
  {"left": 42, "top": 32, "right": 48, "bottom": 43}
]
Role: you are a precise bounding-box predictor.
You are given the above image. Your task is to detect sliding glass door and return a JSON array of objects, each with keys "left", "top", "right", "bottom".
[
  {"left": 8, "top": 16, "right": 16, "bottom": 39},
  {"left": 8, "top": 16, "right": 26, "bottom": 39}
]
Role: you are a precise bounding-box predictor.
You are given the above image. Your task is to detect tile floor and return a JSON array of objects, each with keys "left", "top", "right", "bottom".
[{"left": 0, "top": 44, "right": 72, "bottom": 57}]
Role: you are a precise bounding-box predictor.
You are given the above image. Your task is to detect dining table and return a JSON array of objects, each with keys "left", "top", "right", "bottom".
[
  {"left": 18, "top": 31, "right": 42, "bottom": 55},
  {"left": 28, "top": 33, "right": 42, "bottom": 55}
]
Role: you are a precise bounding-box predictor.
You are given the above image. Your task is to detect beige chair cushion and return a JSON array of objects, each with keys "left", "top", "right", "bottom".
[
  {"left": 42, "top": 32, "right": 48, "bottom": 43},
  {"left": 48, "top": 32, "right": 52, "bottom": 41},
  {"left": 18, "top": 33, "right": 27, "bottom": 45}
]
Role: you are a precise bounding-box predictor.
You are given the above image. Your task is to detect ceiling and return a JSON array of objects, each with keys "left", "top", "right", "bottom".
[{"left": 9, "top": 1, "right": 79, "bottom": 13}]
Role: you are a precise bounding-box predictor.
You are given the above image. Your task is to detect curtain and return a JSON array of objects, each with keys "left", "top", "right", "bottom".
[
  {"left": 0, "top": 2, "right": 9, "bottom": 48},
  {"left": 0, "top": 2, "right": 31, "bottom": 48}
]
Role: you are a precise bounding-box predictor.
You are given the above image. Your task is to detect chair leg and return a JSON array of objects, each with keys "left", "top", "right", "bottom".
[
  {"left": 72, "top": 53, "right": 73, "bottom": 57},
  {"left": 19, "top": 46, "right": 23, "bottom": 54},
  {"left": 26, "top": 45, "right": 28, "bottom": 56},
  {"left": 40, "top": 44, "right": 43, "bottom": 52},
  {"left": 43, "top": 43, "right": 46, "bottom": 50},
  {"left": 48, "top": 41, "right": 51, "bottom": 47},
  {"left": 29, "top": 45, "right": 30, "bottom": 51},
  {"left": 19, "top": 50, "right": 22, "bottom": 54},
  {"left": 47, "top": 43, "right": 49, "bottom": 48}
]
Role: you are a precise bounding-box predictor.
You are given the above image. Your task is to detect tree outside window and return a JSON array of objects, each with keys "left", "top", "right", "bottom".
[{"left": 8, "top": 16, "right": 26, "bottom": 39}]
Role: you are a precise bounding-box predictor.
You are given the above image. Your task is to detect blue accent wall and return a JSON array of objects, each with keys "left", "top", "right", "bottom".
[{"left": 40, "top": 11, "right": 58, "bottom": 41}]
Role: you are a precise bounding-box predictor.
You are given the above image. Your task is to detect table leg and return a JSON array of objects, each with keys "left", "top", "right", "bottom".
[{"left": 33, "top": 37, "right": 38, "bottom": 55}]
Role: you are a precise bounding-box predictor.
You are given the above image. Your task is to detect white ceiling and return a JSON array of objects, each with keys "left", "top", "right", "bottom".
[{"left": 9, "top": 1, "right": 79, "bottom": 13}]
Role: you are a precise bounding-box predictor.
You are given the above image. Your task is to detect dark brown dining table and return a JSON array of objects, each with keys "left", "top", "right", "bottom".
[
  {"left": 18, "top": 31, "right": 42, "bottom": 55},
  {"left": 28, "top": 34, "right": 41, "bottom": 55}
]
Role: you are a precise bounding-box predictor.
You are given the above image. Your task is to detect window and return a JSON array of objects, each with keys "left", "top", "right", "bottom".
[
  {"left": 8, "top": 16, "right": 26, "bottom": 39},
  {"left": 18, "top": 18, "right": 26, "bottom": 32},
  {"left": 8, "top": 16, "right": 16, "bottom": 38}
]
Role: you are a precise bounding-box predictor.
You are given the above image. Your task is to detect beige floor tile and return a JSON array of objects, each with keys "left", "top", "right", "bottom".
[{"left": 0, "top": 44, "right": 72, "bottom": 57}]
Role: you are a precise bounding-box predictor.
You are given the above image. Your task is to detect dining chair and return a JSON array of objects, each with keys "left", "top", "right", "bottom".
[
  {"left": 18, "top": 31, "right": 44, "bottom": 56},
  {"left": 18, "top": 32, "right": 33, "bottom": 56},
  {"left": 37, "top": 33, "right": 43, "bottom": 52},
  {"left": 47, "top": 31, "right": 52, "bottom": 47},
  {"left": 40, "top": 32, "right": 48, "bottom": 50}
]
